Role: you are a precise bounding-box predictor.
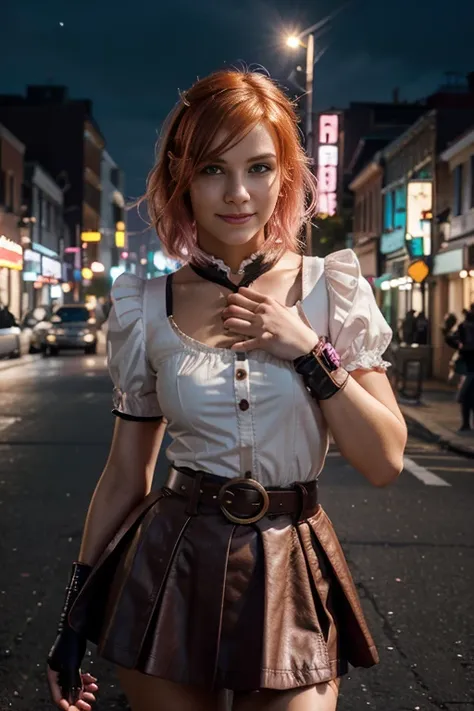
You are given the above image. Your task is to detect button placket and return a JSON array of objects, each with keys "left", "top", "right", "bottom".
[{"left": 234, "top": 356, "right": 254, "bottom": 477}]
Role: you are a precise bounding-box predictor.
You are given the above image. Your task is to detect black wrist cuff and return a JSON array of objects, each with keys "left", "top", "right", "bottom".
[
  {"left": 294, "top": 351, "right": 349, "bottom": 401},
  {"left": 57, "top": 563, "right": 92, "bottom": 633}
]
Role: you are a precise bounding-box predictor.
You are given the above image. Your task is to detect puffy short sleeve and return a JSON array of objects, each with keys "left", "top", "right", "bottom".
[
  {"left": 107, "top": 272, "right": 163, "bottom": 421},
  {"left": 324, "top": 249, "right": 392, "bottom": 372}
]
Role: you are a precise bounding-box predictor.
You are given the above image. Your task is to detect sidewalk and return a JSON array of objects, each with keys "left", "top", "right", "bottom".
[
  {"left": 399, "top": 380, "right": 474, "bottom": 458},
  {"left": 0, "top": 353, "right": 41, "bottom": 373}
]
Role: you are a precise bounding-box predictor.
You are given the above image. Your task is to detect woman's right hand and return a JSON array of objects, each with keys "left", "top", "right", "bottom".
[{"left": 47, "top": 664, "right": 98, "bottom": 711}]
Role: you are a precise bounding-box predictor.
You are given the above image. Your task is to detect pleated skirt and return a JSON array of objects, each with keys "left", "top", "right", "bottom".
[{"left": 69, "top": 473, "right": 379, "bottom": 692}]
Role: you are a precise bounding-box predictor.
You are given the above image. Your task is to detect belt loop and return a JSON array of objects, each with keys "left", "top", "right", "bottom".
[
  {"left": 293, "top": 482, "right": 309, "bottom": 523},
  {"left": 185, "top": 471, "right": 204, "bottom": 516}
]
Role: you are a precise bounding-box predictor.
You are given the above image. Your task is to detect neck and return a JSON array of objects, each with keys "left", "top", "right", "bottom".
[{"left": 196, "top": 233, "right": 265, "bottom": 274}]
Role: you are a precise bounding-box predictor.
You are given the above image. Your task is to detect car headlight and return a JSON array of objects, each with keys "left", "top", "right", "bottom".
[
  {"left": 83, "top": 333, "right": 95, "bottom": 343},
  {"left": 46, "top": 334, "right": 56, "bottom": 343}
]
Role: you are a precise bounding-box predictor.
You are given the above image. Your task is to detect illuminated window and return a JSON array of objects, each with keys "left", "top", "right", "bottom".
[
  {"left": 394, "top": 186, "right": 406, "bottom": 229},
  {"left": 384, "top": 191, "right": 394, "bottom": 230}
]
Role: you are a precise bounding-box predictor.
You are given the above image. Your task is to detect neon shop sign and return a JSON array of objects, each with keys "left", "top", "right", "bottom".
[{"left": 317, "top": 114, "right": 339, "bottom": 217}]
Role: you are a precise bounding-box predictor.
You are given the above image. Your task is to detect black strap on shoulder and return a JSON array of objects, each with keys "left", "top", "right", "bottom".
[{"left": 166, "top": 273, "right": 173, "bottom": 317}]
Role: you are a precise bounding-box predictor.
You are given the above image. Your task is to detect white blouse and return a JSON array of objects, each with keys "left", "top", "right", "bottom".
[{"left": 107, "top": 249, "right": 392, "bottom": 487}]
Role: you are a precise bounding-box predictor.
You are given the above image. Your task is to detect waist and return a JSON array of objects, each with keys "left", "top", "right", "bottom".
[{"left": 164, "top": 465, "right": 319, "bottom": 525}]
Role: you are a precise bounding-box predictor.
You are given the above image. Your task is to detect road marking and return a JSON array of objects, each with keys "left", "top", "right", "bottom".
[
  {"left": 428, "top": 466, "right": 474, "bottom": 472},
  {"left": 404, "top": 453, "right": 459, "bottom": 460},
  {"left": 0, "top": 417, "right": 20, "bottom": 433},
  {"left": 403, "top": 456, "right": 451, "bottom": 486}
]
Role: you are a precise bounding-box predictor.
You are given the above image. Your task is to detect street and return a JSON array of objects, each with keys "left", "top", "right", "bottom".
[{"left": 0, "top": 354, "right": 473, "bottom": 711}]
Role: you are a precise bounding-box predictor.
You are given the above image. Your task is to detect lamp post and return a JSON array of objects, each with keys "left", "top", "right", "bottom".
[
  {"left": 286, "top": 31, "right": 315, "bottom": 254},
  {"left": 286, "top": 32, "right": 315, "bottom": 167},
  {"left": 286, "top": 8, "right": 344, "bottom": 254}
]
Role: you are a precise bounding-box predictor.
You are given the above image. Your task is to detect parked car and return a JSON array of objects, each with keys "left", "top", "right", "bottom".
[
  {"left": 0, "top": 325, "right": 21, "bottom": 359},
  {"left": 0, "top": 306, "right": 21, "bottom": 359},
  {"left": 21, "top": 305, "right": 54, "bottom": 353},
  {"left": 43, "top": 304, "right": 98, "bottom": 356}
]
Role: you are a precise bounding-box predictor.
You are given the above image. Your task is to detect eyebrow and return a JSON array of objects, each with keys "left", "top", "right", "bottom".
[{"left": 210, "top": 153, "right": 277, "bottom": 164}]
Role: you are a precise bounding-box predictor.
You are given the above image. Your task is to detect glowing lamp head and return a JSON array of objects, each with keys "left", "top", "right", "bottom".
[{"left": 286, "top": 35, "right": 300, "bottom": 49}]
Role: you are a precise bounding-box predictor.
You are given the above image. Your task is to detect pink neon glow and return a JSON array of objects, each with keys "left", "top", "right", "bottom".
[
  {"left": 317, "top": 193, "right": 337, "bottom": 216},
  {"left": 318, "top": 166, "right": 337, "bottom": 193},
  {"left": 319, "top": 115, "right": 339, "bottom": 145}
]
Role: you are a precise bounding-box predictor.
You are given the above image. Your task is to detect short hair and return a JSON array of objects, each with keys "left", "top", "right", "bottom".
[{"left": 143, "top": 69, "right": 318, "bottom": 264}]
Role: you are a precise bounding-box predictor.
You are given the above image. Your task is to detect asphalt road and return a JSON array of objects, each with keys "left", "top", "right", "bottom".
[{"left": 0, "top": 353, "right": 473, "bottom": 711}]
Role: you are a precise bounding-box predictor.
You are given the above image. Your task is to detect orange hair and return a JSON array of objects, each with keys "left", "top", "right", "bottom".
[{"left": 144, "top": 69, "right": 317, "bottom": 264}]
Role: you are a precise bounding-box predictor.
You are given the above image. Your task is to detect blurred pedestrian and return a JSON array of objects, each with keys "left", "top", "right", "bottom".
[
  {"left": 413, "top": 311, "right": 429, "bottom": 345},
  {"left": 46, "top": 68, "right": 406, "bottom": 711},
  {"left": 456, "top": 310, "right": 474, "bottom": 431},
  {"left": 401, "top": 309, "right": 416, "bottom": 344},
  {"left": 442, "top": 313, "right": 465, "bottom": 385},
  {"left": 0, "top": 303, "right": 15, "bottom": 329}
]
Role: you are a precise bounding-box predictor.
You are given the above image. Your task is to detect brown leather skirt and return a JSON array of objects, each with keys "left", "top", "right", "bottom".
[{"left": 69, "top": 467, "right": 379, "bottom": 692}]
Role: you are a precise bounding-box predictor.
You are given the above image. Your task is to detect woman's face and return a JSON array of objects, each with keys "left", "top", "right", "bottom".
[{"left": 189, "top": 123, "right": 281, "bottom": 251}]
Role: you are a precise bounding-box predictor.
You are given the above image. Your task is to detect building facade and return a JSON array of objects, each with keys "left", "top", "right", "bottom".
[
  {"left": 377, "top": 112, "right": 436, "bottom": 336},
  {"left": 0, "top": 123, "right": 25, "bottom": 319},
  {"left": 434, "top": 126, "right": 474, "bottom": 377},
  {"left": 312, "top": 100, "right": 428, "bottom": 255},
  {"left": 349, "top": 151, "right": 383, "bottom": 284},
  {"left": 0, "top": 86, "right": 105, "bottom": 300},
  {"left": 100, "top": 151, "right": 125, "bottom": 283},
  {"left": 21, "top": 162, "right": 64, "bottom": 310}
]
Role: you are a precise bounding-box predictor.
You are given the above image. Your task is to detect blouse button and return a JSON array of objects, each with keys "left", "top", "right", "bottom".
[
  {"left": 236, "top": 369, "right": 247, "bottom": 381},
  {"left": 239, "top": 399, "right": 250, "bottom": 411}
]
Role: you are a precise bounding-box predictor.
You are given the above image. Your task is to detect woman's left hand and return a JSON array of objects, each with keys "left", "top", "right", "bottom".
[{"left": 222, "top": 286, "right": 319, "bottom": 361}]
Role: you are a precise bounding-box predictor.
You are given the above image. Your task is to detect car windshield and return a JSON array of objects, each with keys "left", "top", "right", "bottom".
[{"left": 55, "top": 307, "right": 90, "bottom": 323}]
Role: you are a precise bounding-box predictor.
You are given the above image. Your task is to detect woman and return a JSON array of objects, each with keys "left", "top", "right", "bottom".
[{"left": 46, "top": 69, "right": 407, "bottom": 711}]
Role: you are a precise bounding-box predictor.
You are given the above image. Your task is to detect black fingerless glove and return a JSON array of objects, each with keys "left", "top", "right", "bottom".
[{"left": 47, "top": 562, "right": 92, "bottom": 704}]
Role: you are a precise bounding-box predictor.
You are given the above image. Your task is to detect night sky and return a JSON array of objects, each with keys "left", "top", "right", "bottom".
[{"left": 2, "top": 0, "right": 474, "bottom": 204}]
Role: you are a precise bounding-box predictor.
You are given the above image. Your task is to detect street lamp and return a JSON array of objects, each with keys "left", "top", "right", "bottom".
[
  {"left": 286, "top": 31, "right": 315, "bottom": 254},
  {"left": 285, "top": 30, "right": 316, "bottom": 164},
  {"left": 286, "top": 35, "right": 301, "bottom": 49},
  {"left": 285, "top": 7, "right": 346, "bottom": 254}
]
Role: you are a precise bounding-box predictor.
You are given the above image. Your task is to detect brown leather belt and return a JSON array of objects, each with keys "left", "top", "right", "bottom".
[{"left": 164, "top": 466, "right": 319, "bottom": 525}]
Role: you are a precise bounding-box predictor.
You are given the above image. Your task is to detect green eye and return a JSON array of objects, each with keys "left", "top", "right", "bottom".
[
  {"left": 202, "top": 165, "right": 222, "bottom": 175},
  {"left": 250, "top": 164, "right": 271, "bottom": 174}
]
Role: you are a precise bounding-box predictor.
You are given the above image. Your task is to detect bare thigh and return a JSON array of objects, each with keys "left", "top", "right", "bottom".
[
  {"left": 233, "top": 678, "right": 341, "bottom": 711},
  {"left": 117, "top": 666, "right": 222, "bottom": 711}
]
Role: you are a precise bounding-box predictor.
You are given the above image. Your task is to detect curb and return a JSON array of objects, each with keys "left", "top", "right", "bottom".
[
  {"left": 0, "top": 354, "right": 41, "bottom": 373},
  {"left": 401, "top": 407, "right": 474, "bottom": 460}
]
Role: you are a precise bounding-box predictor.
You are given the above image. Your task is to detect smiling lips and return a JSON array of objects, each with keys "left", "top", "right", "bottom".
[{"left": 217, "top": 213, "right": 255, "bottom": 224}]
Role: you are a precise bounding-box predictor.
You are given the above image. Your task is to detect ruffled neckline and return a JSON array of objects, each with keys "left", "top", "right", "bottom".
[{"left": 204, "top": 251, "right": 260, "bottom": 277}]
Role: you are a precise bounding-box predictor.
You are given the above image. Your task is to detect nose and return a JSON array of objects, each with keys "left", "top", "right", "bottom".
[{"left": 224, "top": 175, "right": 250, "bottom": 206}]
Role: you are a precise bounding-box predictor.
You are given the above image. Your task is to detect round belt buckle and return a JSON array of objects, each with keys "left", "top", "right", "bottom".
[{"left": 218, "top": 477, "right": 270, "bottom": 525}]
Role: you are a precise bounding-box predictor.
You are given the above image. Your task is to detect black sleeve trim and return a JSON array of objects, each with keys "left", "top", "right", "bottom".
[{"left": 111, "top": 409, "right": 163, "bottom": 422}]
